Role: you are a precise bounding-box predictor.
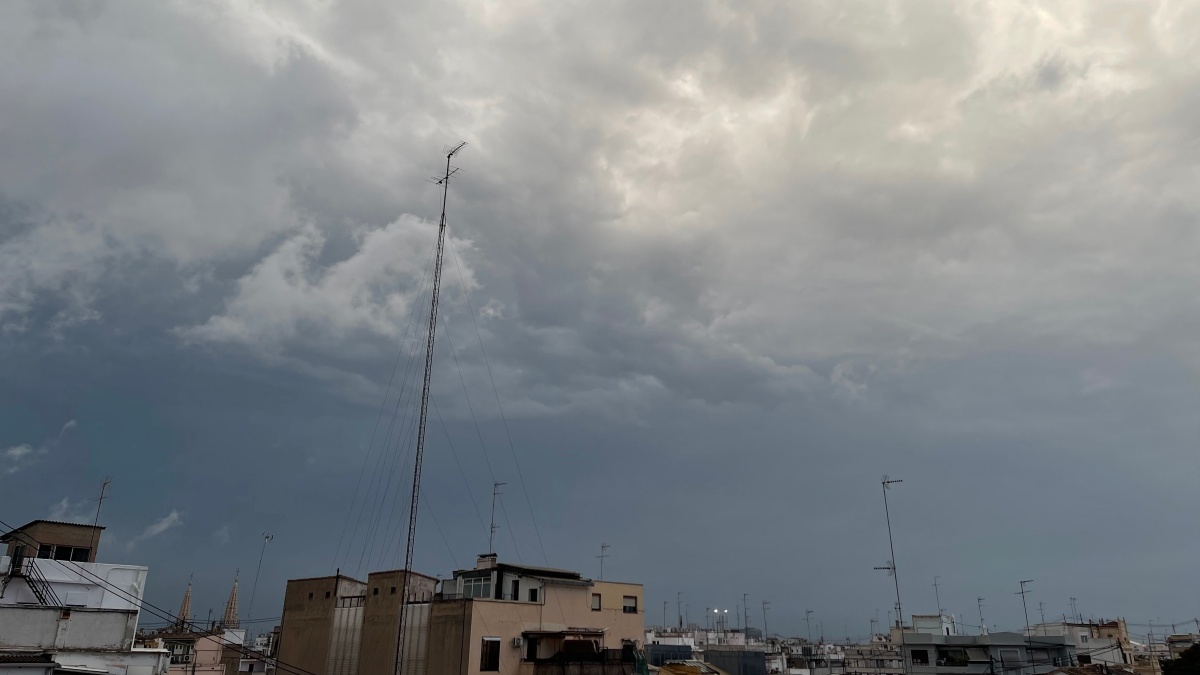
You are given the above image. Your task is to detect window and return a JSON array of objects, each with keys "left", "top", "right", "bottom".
[
  {"left": 37, "top": 544, "right": 53, "bottom": 559},
  {"left": 622, "top": 596, "right": 638, "bottom": 614},
  {"left": 1080, "top": 635, "right": 1089, "bottom": 644},
  {"left": 591, "top": 593, "right": 602, "bottom": 611},
  {"left": 70, "top": 547, "right": 90, "bottom": 562},
  {"left": 911, "top": 649, "right": 930, "bottom": 666},
  {"left": 372, "top": 588, "right": 378, "bottom": 596},
  {"left": 1078, "top": 655, "right": 1092, "bottom": 665},
  {"left": 307, "top": 593, "right": 313, "bottom": 600},
  {"left": 480, "top": 637, "right": 501, "bottom": 671},
  {"left": 390, "top": 586, "right": 397, "bottom": 595},
  {"left": 1000, "top": 649, "right": 1021, "bottom": 667},
  {"left": 511, "top": 579, "right": 520, "bottom": 601},
  {"left": 528, "top": 588, "right": 539, "bottom": 603},
  {"left": 325, "top": 591, "right": 331, "bottom": 599},
  {"left": 463, "top": 576, "right": 492, "bottom": 599},
  {"left": 937, "top": 648, "right": 968, "bottom": 667}
]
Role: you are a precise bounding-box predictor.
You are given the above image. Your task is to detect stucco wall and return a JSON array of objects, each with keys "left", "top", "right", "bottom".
[
  {"left": 0, "top": 605, "right": 137, "bottom": 651},
  {"left": 278, "top": 575, "right": 366, "bottom": 675}
]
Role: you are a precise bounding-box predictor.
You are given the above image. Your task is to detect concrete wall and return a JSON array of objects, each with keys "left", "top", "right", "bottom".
[
  {"left": 358, "top": 570, "right": 438, "bottom": 675},
  {"left": 326, "top": 597, "right": 363, "bottom": 675},
  {"left": 0, "top": 605, "right": 138, "bottom": 651},
  {"left": 277, "top": 575, "right": 366, "bottom": 675}
]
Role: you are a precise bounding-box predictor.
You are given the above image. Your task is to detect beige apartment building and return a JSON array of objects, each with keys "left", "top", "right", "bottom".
[{"left": 426, "top": 554, "right": 644, "bottom": 675}]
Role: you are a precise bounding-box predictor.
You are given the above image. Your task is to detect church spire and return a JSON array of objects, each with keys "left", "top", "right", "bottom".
[
  {"left": 220, "top": 570, "right": 239, "bottom": 629},
  {"left": 177, "top": 574, "right": 193, "bottom": 630}
]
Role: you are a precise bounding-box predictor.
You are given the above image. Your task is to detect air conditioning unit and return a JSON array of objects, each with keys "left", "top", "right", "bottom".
[{"left": 512, "top": 637, "right": 524, "bottom": 648}]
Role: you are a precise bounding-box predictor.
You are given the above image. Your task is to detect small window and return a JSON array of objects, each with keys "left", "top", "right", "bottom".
[
  {"left": 70, "top": 547, "right": 90, "bottom": 562},
  {"left": 591, "top": 593, "right": 602, "bottom": 611},
  {"left": 37, "top": 544, "right": 53, "bottom": 559},
  {"left": 373, "top": 588, "right": 379, "bottom": 596},
  {"left": 480, "top": 637, "right": 501, "bottom": 671},
  {"left": 622, "top": 596, "right": 637, "bottom": 614},
  {"left": 1000, "top": 649, "right": 1021, "bottom": 667},
  {"left": 528, "top": 588, "right": 539, "bottom": 603},
  {"left": 54, "top": 546, "right": 74, "bottom": 561},
  {"left": 1081, "top": 635, "right": 1089, "bottom": 644},
  {"left": 308, "top": 593, "right": 314, "bottom": 600},
  {"left": 911, "top": 649, "right": 930, "bottom": 666},
  {"left": 1078, "top": 655, "right": 1092, "bottom": 665},
  {"left": 325, "top": 591, "right": 331, "bottom": 599},
  {"left": 391, "top": 586, "right": 397, "bottom": 595}
]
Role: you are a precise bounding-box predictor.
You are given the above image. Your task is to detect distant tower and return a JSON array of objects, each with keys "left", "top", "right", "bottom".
[
  {"left": 220, "top": 571, "right": 240, "bottom": 629},
  {"left": 177, "top": 575, "right": 193, "bottom": 630}
]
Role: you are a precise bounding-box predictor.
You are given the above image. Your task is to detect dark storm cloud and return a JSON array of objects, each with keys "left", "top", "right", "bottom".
[{"left": 1, "top": 0, "right": 1198, "bottom": 637}]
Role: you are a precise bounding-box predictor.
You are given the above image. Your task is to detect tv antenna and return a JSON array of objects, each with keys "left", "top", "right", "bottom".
[
  {"left": 488, "top": 482, "right": 506, "bottom": 554},
  {"left": 597, "top": 543, "right": 610, "bottom": 580}
]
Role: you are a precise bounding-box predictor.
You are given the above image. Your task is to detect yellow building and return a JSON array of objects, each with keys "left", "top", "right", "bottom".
[{"left": 425, "top": 554, "right": 644, "bottom": 675}]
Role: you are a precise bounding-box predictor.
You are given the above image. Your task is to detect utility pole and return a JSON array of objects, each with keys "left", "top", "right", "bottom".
[
  {"left": 488, "top": 482, "right": 506, "bottom": 554},
  {"left": 806, "top": 610, "right": 814, "bottom": 644},
  {"left": 395, "top": 141, "right": 466, "bottom": 675},
  {"left": 763, "top": 600, "right": 770, "bottom": 641},
  {"left": 933, "top": 577, "right": 943, "bottom": 614},
  {"left": 597, "top": 542, "right": 609, "bottom": 580},
  {"left": 1038, "top": 601, "right": 1046, "bottom": 629},
  {"left": 978, "top": 598, "right": 987, "bottom": 635},
  {"left": 89, "top": 477, "right": 112, "bottom": 560}
]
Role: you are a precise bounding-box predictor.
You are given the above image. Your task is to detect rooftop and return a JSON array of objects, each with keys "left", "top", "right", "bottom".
[{"left": 0, "top": 520, "right": 105, "bottom": 541}]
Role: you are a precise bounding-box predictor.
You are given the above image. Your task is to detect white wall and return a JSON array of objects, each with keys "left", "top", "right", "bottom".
[
  {"left": 55, "top": 648, "right": 170, "bottom": 675},
  {"left": 0, "top": 557, "right": 147, "bottom": 612}
]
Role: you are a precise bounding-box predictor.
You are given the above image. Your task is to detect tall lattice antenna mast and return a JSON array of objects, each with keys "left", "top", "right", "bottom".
[{"left": 395, "top": 141, "right": 466, "bottom": 675}]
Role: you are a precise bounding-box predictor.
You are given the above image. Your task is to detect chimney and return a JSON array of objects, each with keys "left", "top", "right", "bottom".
[{"left": 476, "top": 554, "right": 498, "bottom": 570}]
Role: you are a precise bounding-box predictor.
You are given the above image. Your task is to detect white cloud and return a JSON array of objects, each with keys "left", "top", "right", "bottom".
[
  {"left": 48, "top": 497, "right": 93, "bottom": 524},
  {"left": 1, "top": 420, "right": 76, "bottom": 475},
  {"left": 128, "top": 511, "right": 183, "bottom": 549},
  {"left": 211, "top": 525, "right": 231, "bottom": 545}
]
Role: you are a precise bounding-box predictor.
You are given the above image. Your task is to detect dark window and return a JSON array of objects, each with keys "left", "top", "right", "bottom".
[
  {"left": 37, "top": 544, "right": 53, "bottom": 559},
  {"left": 937, "top": 648, "right": 968, "bottom": 667},
  {"left": 307, "top": 592, "right": 313, "bottom": 600},
  {"left": 373, "top": 588, "right": 379, "bottom": 596},
  {"left": 53, "top": 546, "right": 74, "bottom": 561},
  {"left": 622, "top": 596, "right": 638, "bottom": 614},
  {"left": 591, "top": 594, "right": 601, "bottom": 611},
  {"left": 325, "top": 591, "right": 331, "bottom": 599},
  {"left": 480, "top": 638, "right": 501, "bottom": 671},
  {"left": 70, "top": 547, "right": 90, "bottom": 562},
  {"left": 528, "top": 588, "right": 539, "bottom": 603},
  {"left": 526, "top": 637, "right": 538, "bottom": 661},
  {"left": 912, "top": 650, "right": 930, "bottom": 666},
  {"left": 1078, "top": 655, "right": 1092, "bottom": 665},
  {"left": 390, "top": 586, "right": 397, "bottom": 595},
  {"left": 511, "top": 579, "right": 519, "bottom": 601}
]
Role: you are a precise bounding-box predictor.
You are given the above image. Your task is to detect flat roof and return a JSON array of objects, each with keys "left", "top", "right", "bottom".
[
  {"left": 285, "top": 573, "right": 366, "bottom": 584},
  {"left": 366, "top": 568, "right": 439, "bottom": 582}
]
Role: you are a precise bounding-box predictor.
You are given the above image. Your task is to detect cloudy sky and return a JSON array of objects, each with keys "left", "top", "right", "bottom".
[{"left": 2, "top": 0, "right": 1198, "bottom": 639}]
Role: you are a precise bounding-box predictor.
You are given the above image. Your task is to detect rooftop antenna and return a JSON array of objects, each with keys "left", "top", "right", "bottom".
[
  {"left": 488, "top": 482, "right": 506, "bottom": 554},
  {"left": 743, "top": 593, "right": 750, "bottom": 633},
  {"left": 878, "top": 476, "right": 904, "bottom": 628},
  {"left": 597, "top": 543, "right": 610, "bottom": 580},
  {"left": 1038, "top": 601, "right": 1047, "bottom": 628},
  {"left": 933, "top": 576, "right": 943, "bottom": 614},
  {"left": 977, "top": 598, "right": 987, "bottom": 635},
  {"left": 89, "top": 477, "right": 112, "bottom": 560},
  {"left": 1070, "top": 597, "right": 1079, "bottom": 623},
  {"left": 805, "top": 610, "right": 814, "bottom": 644},
  {"left": 1017, "top": 580, "right": 1034, "bottom": 650},
  {"left": 677, "top": 592, "right": 683, "bottom": 630},
  {"left": 763, "top": 600, "right": 771, "bottom": 640},
  {"left": 663, "top": 601, "right": 668, "bottom": 629},
  {"left": 246, "top": 532, "right": 274, "bottom": 631},
  {"left": 395, "top": 140, "right": 466, "bottom": 675}
]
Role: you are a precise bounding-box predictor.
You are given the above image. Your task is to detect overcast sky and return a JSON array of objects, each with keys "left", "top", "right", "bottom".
[{"left": 2, "top": 0, "right": 1198, "bottom": 640}]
